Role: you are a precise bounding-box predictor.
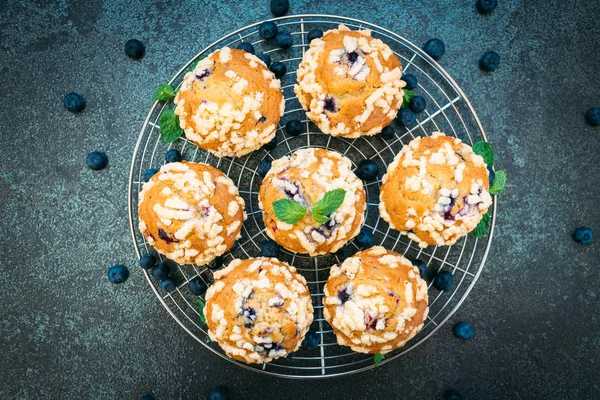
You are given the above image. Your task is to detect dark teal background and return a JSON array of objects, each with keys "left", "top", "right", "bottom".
[{"left": 1, "top": 0, "right": 599, "bottom": 399}]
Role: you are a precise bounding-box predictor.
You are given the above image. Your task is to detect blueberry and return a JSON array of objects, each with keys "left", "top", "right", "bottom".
[
  {"left": 138, "top": 253, "right": 156, "bottom": 270},
  {"left": 479, "top": 51, "right": 500, "bottom": 72},
  {"left": 453, "top": 321, "right": 474, "bottom": 340},
  {"left": 411, "top": 259, "right": 427, "bottom": 278},
  {"left": 402, "top": 74, "right": 417, "bottom": 90},
  {"left": 275, "top": 31, "right": 293, "bottom": 49},
  {"left": 85, "top": 151, "right": 108, "bottom": 170},
  {"left": 124, "top": 39, "right": 145, "bottom": 60},
  {"left": 236, "top": 41, "right": 255, "bottom": 54},
  {"left": 285, "top": 119, "right": 303, "bottom": 136},
  {"left": 323, "top": 96, "right": 338, "bottom": 113},
  {"left": 304, "top": 330, "right": 320, "bottom": 350},
  {"left": 160, "top": 278, "right": 177, "bottom": 292},
  {"left": 476, "top": 0, "right": 497, "bottom": 14},
  {"left": 444, "top": 389, "right": 464, "bottom": 400},
  {"left": 64, "top": 92, "right": 86, "bottom": 112},
  {"left": 337, "top": 288, "right": 351, "bottom": 303},
  {"left": 257, "top": 53, "right": 272, "bottom": 68},
  {"left": 487, "top": 166, "right": 495, "bottom": 185},
  {"left": 139, "top": 395, "right": 154, "bottom": 400},
  {"left": 269, "top": 61, "right": 287, "bottom": 78},
  {"left": 573, "top": 227, "right": 593, "bottom": 245},
  {"left": 270, "top": 0, "right": 289, "bottom": 17},
  {"left": 263, "top": 135, "right": 277, "bottom": 151},
  {"left": 209, "top": 385, "right": 229, "bottom": 400},
  {"left": 256, "top": 159, "right": 272, "bottom": 178},
  {"left": 423, "top": 38, "right": 445, "bottom": 60},
  {"left": 355, "top": 227, "right": 374, "bottom": 248},
  {"left": 397, "top": 109, "right": 417, "bottom": 126},
  {"left": 260, "top": 240, "right": 280, "bottom": 258},
  {"left": 355, "top": 160, "right": 379, "bottom": 181},
  {"left": 586, "top": 107, "right": 600, "bottom": 126},
  {"left": 380, "top": 126, "right": 395, "bottom": 140},
  {"left": 150, "top": 262, "right": 170, "bottom": 280},
  {"left": 409, "top": 95, "right": 426, "bottom": 114},
  {"left": 433, "top": 271, "right": 454, "bottom": 291},
  {"left": 165, "top": 149, "right": 182, "bottom": 163},
  {"left": 143, "top": 168, "right": 159, "bottom": 182},
  {"left": 307, "top": 28, "right": 323, "bottom": 41},
  {"left": 207, "top": 256, "right": 225, "bottom": 270},
  {"left": 188, "top": 276, "right": 208, "bottom": 295},
  {"left": 108, "top": 264, "right": 129, "bottom": 284},
  {"left": 259, "top": 21, "right": 278, "bottom": 40}
]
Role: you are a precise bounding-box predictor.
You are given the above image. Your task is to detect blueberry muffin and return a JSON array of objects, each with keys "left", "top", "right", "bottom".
[
  {"left": 323, "top": 246, "right": 429, "bottom": 354},
  {"left": 258, "top": 148, "right": 366, "bottom": 255},
  {"left": 379, "top": 132, "right": 493, "bottom": 247},
  {"left": 174, "top": 47, "right": 285, "bottom": 157},
  {"left": 294, "top": 24, "right": 405, "bottom": 138},
  {"left": 138, "top": 161, "right": 246, "bottom": 266},
  {"left": 204, "top": 257, "right": 314, "bottom": 364}
]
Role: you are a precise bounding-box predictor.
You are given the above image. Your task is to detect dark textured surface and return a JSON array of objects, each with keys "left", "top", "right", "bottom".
[{"left": 1, "top": 0, "right": 599, "bottom": 399}]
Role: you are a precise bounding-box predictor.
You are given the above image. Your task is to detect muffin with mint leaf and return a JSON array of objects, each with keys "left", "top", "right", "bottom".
[{"left": 258, "top": 148, "right": 366, "bottom": 255}]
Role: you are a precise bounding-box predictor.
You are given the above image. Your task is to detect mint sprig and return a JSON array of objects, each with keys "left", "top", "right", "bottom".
[
  {"left": 472, "top": 141, "right": 494, "bottom": 167},
  {"left": 194, "top": 299, "right": 206, "bottom": 324},
  {"left": 489, "top": 170, "right": 506, "bottom": 194},
  {"left": 472, "top": 212, "right": 490, "bottom": 238},
  {"left": 152, "top": 83, "right": 176, "bottom": 102},
  {"left": 402, "top": 89, "right": 415, "bottom": 109},
  {"left": 273, "top": 199, "right": 307, "bottom": 224},
  {"left": 311, "top": 189, "right": 346, "bottom": 223},
  {"left": 373, "top": 353, "right": 385, "bottom": 367},
  {"left": 159, "top": 109, "right": 184, "bottom": 143}
]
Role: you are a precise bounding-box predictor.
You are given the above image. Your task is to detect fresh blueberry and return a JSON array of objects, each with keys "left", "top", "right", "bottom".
[
  {"left": 236, "top": 41, "right": 255, "bottom": 54},
  {"left": 108, "top": 264, "right": 129, "bottom": 284},
  {"left": 150, "top": 262, "right": 170, "bottom": 280},
  {"left": 124, "top": 39, "right": 145, "bottom": 60},
  {"left": 476, "top": 0, "right": 498, "bottom": 14},
  {"left": 573, "top": 227, "right": 593, "bottom": 245},
  {"left": 304, "top": 330, "right": 320, "bottom": 350},
  {"left": 586, "top": 107, "right": 600, "bottom": 126},
  {"left": 188, "top": 276, "right": 208, "bottom": 295},
  {"left": 269, "top": 61, "right": 287, "bottom": 79},
  {"left": 207, "top": 256, "right": 225, "bottom": 270},
  {"left": 355, "top": 227, "right": 374, "bottom": 248},
  {"left": 143, "top": 168, "right": 159, "bottom": 182},
  {"left": 257, "top": 53, "right": 272, "bottom": 68},
  {"left": 403, "top": 74, "right": 418, "bottom": 90},
  {"left": 85, "top": 152, "right": 108, "bottom": 170},
  {"left": 307, "top": 28, "right": 324, "bottom": 41},
  {"left": 209, "top": 385, "right": 229, "bottom": 400},
  {"left": 260, "top": 240, "right": 280, "bottom": 258},
  {"left": 285, "top": 119, "right": 303, "bottom": 136},
  {"left": 259, "top": 21, "right": 278, "bottom": 40},
  {"left": 160, "top": 278, "right": 177, "bottom": 292},
  {"left": 444, "top": 389, "right": 464, "bottom": 400},
  {"left": 423, "top": 38, "right": 445, "bottom": 60},
  {"left": 409, "top": 95, "right": 426, "bottom": 114},
  {"left": 487, "top": 166, "right": 495, "bottom": 185},
  {"left": 64, "top": 92, "right": 86, "bottom": 112},
  {"left": 138, "top": 253, "right": 156, "bottom": 270},
  {"left": 263, "top": 135, "right": 277, "bottom": 151},
  {"left": 453, "top": 321, "right": 474, "bottom": 340},
  {"left": 270, "top": 0, "right": 289, "bottom": 17},
  {"left": 433, "top": 271, "right": 454, "bottom": 291},
  {"left": 257, "top": 159, "right": 272, "bottom": 177},
  {"left": 397, "top": 109, "right": 417, "bottom": 126},
  {"left": 479, "top": 51, "right": 500, "bottom": 72},
  {"left": 411, "top": 259, "right": 427, "bottom": 278},
  {"left": 355, "top": 160, "right": 379, "bottom": 181},
  {"left": 323, "top": 96, "right": 338, "bottom": 113},
  {"left": 380, "top": 125, "right": 395, "bottom": 140},
  {"left": 275, "top": 31, "right": 293, "bottom": 49},
  {"left": 165, "top": 149, "right": 182, "bottom": 163}
]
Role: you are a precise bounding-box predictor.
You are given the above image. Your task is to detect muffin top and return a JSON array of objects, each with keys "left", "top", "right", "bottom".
[
  {"left": 323, "top": 246, "right": 429, "bottom": 354},
  {"left": 294, "top": 24, "right": 405, "bottom": 138},
  {"left": 174, "top": 47, "right": 285, "bottom": 157},
  {"left": 204, "top": 257, "right": 314, "bottom": 364},
  {"left": 379, "top": 132, "right": 492, "bottom": 247},
  {"left": 258, "top": 148, "right": 366, "bottom": 255},
  {"left": 138, "top": 161, "right": 246, "bottom": 266}
]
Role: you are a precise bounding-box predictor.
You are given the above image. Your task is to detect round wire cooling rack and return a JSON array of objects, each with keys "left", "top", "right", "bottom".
[{"left": 128, "top": 15, "right": 497, "bottom": 379}]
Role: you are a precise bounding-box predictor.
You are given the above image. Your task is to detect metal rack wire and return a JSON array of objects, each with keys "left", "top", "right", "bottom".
[{"left": 127, "top": 15, "right": 497, "bottom": 379}]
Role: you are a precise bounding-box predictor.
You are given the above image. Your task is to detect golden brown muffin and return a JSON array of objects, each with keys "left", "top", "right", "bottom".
[
  {"left": 379, "top": 132, "right": 492, "bottom": 248},
  {"left": 258, "top": 148, "right": 366, "bottom": 256},
  {"left": 323, "top": 246, "right": 429, "bottom": 354},
  {"left": 138, "top": 161, "right": 246, "bottom": 266},
  {"left": 203, "top": 257, "right": 314, "bottom": 364},
  {"left": 294, "top": 24, "right": 405, "bottom": 138},
  {"left": 174, "top": 47, "right": 285, "bottom": 157}
]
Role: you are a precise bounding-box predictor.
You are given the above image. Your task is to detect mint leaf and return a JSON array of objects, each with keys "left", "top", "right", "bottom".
[
  {"left": 489, "top": 170, "right": 506, "bottom": 195},
  {"left": 402, "top": 89, "right": 415, "bottom": 109},
  {"left": 471, "top": 212, "right": 490, "bottom": 238},
  {"left": 273, "top": 199, "right": 307, "bottom": 224},
  {"left": 194, "top": 299, "right": 206, "bottom": 324},
  {"left": 205, "top": 335, "right": 211, "bottom": 343},
  {"left": 311, "top": 189, "right": 346, "bottom": 222},
  {"left": 159, "top": 109, "right": 184, "bottom": 143},
  {"left": 374, "top": 353, "right": 385, "bottom": 367},
  {"left": 152, "top": 83, "right": 175, "bottom": 101},
  {"left": 472, "top": 141, "right": 494, "bottom": 167},
  {"left": 186, "top": 56, "right": 205, "bottom": 73},
  {"left": 312, "top": 213, "right": 330, "bottom": 224}
]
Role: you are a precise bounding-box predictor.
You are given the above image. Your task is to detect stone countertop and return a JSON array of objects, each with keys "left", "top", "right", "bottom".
[{"left": 0, "top": 0, "right": 599, "bottom": 399}]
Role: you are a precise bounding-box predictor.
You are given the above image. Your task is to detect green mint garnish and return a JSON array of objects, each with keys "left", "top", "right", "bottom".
[
  {"left": 205, "top": 335, "right": 211, "bottom": 343},
  {"left": 273, "top": 199, "right": 307, "bottom": 224},
  {"left": 472, "top": 141, "right": 494, "bottom": 167},
  {"left": 152, "top": 83, "right": 176, "bottom": 102},
  {"left": 402, "top": 89, "right": 415, "bottom": 109},
  {"left": 489, "top": 170, "right": 506, "bottom": 195},
  {"left": 311, "top": 189, "right": 346, "bottom": 223},
  {"left": 159, "top": 109, "right": 184, "bottom": 143},
  {"left": 471, "top": 212, "right": 490, "bottom": 238},
  {"left": 373, "top": 353, "right": 385, "bottom": 367},
  {"left": 194, "top": 299, "right": 206, "bottom": 324}
]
